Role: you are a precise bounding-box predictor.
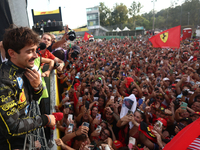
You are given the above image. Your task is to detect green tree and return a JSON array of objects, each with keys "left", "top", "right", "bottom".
[
  {"left": 99, "top": 2, "right": 111, "bottom": 26},
  {"left": 129, "top": 1, "right": 143, "bottom": 29},
  {"left": 135, "top": 16, "right": 151, "bottom": 30},
  {"left": 110, "top": 3, "right": 128, "bottom": 26}
]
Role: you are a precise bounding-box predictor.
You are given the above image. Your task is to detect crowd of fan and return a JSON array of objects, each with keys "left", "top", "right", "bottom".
[{"left": 37, "top": 32, "right": 200, "bottom": 150}]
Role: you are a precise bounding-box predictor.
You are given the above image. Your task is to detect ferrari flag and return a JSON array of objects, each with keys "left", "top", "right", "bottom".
[
  {"left": 83, "top": 32, "right": 91, "bottom": 41},
  {"left": 149, "top": 25, "right": 181, "bottom": 48}
]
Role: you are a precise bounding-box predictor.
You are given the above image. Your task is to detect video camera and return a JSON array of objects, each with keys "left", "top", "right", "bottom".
[
  {"left": 66, "top": 28, "right": 76, "bottom": 41},
  {"left": 71, "top": 45, "right": 80, "bottom": 60}
]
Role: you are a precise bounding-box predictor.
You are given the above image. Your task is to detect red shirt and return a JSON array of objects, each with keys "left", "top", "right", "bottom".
[
  {"left": 39, "top": 49, "right": 55, "bottom": 60},
  {"left": 39, "top": 49, "right": 55, "bottom": 66}
]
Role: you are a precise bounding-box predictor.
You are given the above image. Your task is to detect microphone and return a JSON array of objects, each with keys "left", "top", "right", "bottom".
[{"left": 37, "top": 42, "right": 46, "bottom": 53}]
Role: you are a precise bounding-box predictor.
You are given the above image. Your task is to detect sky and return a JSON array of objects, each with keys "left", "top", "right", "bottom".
[{"left": 27, "top": 0, "right": 184, "bottom": 29}]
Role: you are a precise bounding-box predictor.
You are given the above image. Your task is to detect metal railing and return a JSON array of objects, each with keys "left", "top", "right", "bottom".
[
  {"left": 23, "top": 70, "right": 58, "bottom": 150},
  {"left": 33, "top": 21, "right": 63, "bottom": 28}
]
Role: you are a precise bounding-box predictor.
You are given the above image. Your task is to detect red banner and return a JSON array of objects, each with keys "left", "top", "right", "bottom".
[
  {"left": 83, "top": 32, "right": 91, "bottom": 41},
  {"left": 149, "top": 25, "right": 181, "bottom": 48}
]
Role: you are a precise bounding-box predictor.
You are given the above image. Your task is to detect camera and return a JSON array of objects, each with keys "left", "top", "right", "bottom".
[
  {"left": 67, "top": 30, "right": 76, "bottom": 41},
  {"left": 71, "top": 46, "right": 80, "bottom": 60},
  {"left": 182, "top": 89, "right": 189, "bottom": 96},
  {"left": 173, "top": 98, "right": 180, "bottom": 105}
]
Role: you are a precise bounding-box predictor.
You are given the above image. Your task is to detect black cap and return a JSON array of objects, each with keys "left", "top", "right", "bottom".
[
  {"left": 72, "top": 45, "right": 80, "bottom": 54},
  {"left": 180, "top": 117, "right": 193, "bottom": 125}
]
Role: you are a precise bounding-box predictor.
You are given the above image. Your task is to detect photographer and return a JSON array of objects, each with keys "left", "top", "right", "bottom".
[{"left": 0, "top": 27, "right": 56, "bottom": 150}]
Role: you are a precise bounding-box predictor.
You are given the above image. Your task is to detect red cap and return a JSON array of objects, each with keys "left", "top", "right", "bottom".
[
  {"left": 194, "top": 112, "right": 200, "bottom": 116},
  {"left": 157, "top": 118, "right": 167, "bottom": 127},
  {"left": 74, "top": 83, "right": 79, "bottom": 91},
  {"left": 113, "top": 140, "right": 123, "bottom": 149}
]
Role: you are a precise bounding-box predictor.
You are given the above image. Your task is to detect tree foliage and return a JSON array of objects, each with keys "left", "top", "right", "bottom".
[
  {"left": 99, "top": 2, "right": 111, "bottom": 26},
  {"left": 99, "top": 0, "right": 200, "bottom": 30},
  {"left": 110, "top": 3, "right": 128, "bottom": 25}
]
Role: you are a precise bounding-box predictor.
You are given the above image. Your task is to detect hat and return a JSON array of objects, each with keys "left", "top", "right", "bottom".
[
  {"left": 97, "top": 78, "right": 101, "bottom": 83},
  {"left": 75, "top": 76, "right": 79, "bottom": 79},
  {"left": 163, "top": 78, "right": 170, "bottom": 81},
  {"left": 180, "top": 117, "right": 193, "bottom": 125},
  {"left": 108, "top": 84, "right": 112, "bottom": 88},
  {"left": 106, "top": 63, "right": 110, "bottom": 66},
  {"left": 156, "top": 118, "right": 167, "bottom": 127},
  {"left": 172, "top": 84, "right": 176, "bottom": 89},
  {"left": 113, "top": 140, "right": 123, "bottom": 149},
  {"left": 74, "top": 83, "right": 79, "bottom": 91},
  {"left": 72, "top": 45, "right": 80, "bottom": 54},
  {"left": 159, "top": 107, "right": 165, "bottom": 113},
  {"left": 175, "top": 79, "right": 181, "bottom": 82},
  {"left": 192, "top": 112, "right": 200, "bottom": 116}
]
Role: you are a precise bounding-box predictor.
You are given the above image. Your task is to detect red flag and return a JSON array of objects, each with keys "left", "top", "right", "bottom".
[
  {"left": 149, "top": 25, "right": 181, "bottom": 48},
  {"left": 163, "top": 118, "right": 200, "bottom": 150},
  {"left": 83, "top": 32, "right": 91, "bottom": 41}
]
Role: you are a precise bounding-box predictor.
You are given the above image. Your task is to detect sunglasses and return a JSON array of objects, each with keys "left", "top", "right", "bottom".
[
  {"left": 102, "top": 129, "right": 109, "bottom": 137},
  {"left": 156, "top": 97, "right": 163, "bottom": 100}
]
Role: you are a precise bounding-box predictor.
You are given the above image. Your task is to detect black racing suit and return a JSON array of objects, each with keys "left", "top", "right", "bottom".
[{"left": 0, "top": 61, "right": 49, "bottom": 150}]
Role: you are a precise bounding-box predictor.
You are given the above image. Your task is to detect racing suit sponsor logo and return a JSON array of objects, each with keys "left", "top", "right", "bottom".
[
  {"left": 0, "top": 100, "right": 17, "bottom": 111},
  {"left": 7, "top": 107, "right": 17, "bottom": 116},
  {"left": 19, "top": 89, "right": 26, "bottom": 104}
]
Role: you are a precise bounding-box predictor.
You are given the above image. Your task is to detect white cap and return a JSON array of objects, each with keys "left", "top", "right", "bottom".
[
  {"left": 108, "top": 84, "right": 112, "bottom": 88},
  {"left": 163, "top": 78, "right": 170, "bottom": 81},
  {"left": 175, "top": 79, "right": 181, "bottom": 82}
]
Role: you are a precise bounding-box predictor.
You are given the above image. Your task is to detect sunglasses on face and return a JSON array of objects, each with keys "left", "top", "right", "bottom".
[
  {"left": 102, "top": 130, "right": 109, "bottom": 137},
  {"left": 156, "top": 97, "right": 163, "bottom": 100}
]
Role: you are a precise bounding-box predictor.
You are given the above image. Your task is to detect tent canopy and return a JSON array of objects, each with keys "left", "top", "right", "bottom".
[
  {"left": 123, "top": 26, "right": 130, "bottom": 31},
  {"left": 116, "top": 27, "right": 121, "bottom": 32}
]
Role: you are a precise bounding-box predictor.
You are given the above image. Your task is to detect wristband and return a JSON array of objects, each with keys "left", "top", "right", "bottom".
[{"left": 34, "top": 82, "right": 42, "bottom": 91}]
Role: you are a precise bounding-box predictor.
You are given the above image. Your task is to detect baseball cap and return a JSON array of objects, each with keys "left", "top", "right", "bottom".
[
  {"left": 108, "top": 84, "right": 112, "bottom": 88},
  {"left": 75, "top": 76, "right": 79, "bottom": 79},
  {"left": 163, "top": 78, "right": 170, "bottom": 81},
  {"left": 192, "top": 112, "right": 200, "bottom": 116},
  {"left": 175, "top": 79, "right": 181, "bottom": 82},
  {"left": 72, "top": 45, "right": 80, "bottom": 54},
  {"left": 156, "top": 118, "right": 167, "bottom": 127},
  {"left": 159, "top": 107, "right": 165, "bottom": 113},
  {"left": 180, "top": 117, "right": 193, "bottom": 125},
  {"left": 113, "top": 140, "right": 123, "bottom": 149}
]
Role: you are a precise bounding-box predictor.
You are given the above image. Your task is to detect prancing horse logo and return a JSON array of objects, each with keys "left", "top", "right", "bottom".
[{"left": 160, "top": 32, "right": 168, "bottom": 43}]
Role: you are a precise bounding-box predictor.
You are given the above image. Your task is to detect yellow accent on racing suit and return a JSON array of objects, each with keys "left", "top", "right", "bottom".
[{"left": 0, "top": 61, "right": 49, "bottom": 150}]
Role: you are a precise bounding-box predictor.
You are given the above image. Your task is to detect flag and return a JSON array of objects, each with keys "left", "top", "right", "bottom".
[
  {"left": 83, "top": 32, "right": 91, "bottom": 41},
  {"left": 163, "top": 118, "right": 200, "bottom": 150},
  {"left": 149, "top": 25, "right": 181, "bottom": 48}
]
